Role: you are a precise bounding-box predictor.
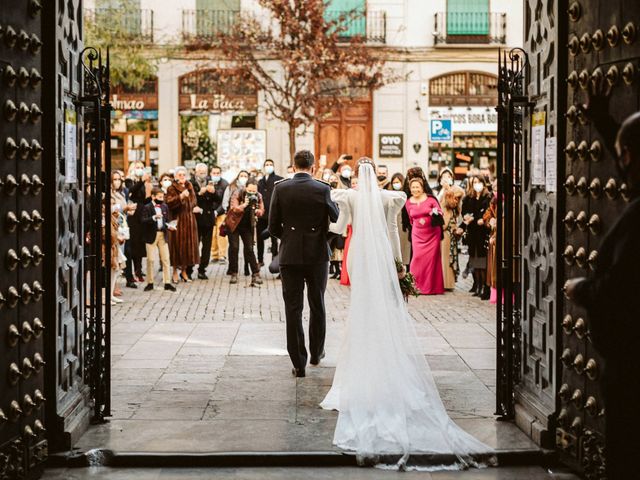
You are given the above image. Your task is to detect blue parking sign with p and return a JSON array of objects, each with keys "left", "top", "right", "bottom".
[{"left": 430, "top": 119, "right": 453, "bottom": 142}]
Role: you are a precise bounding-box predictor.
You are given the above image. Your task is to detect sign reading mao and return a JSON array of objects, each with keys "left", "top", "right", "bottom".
[
  {"left": 429, "top": 119, "right": 453, "bottom": 142},
  {"left": 111, "top": 94, "right": 158, "bottom": 110},
  {"left": 179, "top": 93, "right": 258, "bottom": 112},
  {"left": 378, "top": 134, "right": 403, "bottom": 157}
]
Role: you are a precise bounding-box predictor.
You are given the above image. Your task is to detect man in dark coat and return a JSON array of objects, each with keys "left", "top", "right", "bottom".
[
  {"left": 257, "top": 159, "right": 283, "bottom": 266},
  {"left": 269, "top": 150, "right": 339, "bottom": 377},
  {"left": 565, "top": 111, "right": 640, "bottom": 480},
  {"left": 191, "top": 163, "right": 217, "bottom": 279}
]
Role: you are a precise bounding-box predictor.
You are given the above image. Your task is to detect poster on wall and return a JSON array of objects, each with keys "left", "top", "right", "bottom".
[
  {"left": 64, "top": 109, "right": 77, "bottom": 184},
  {"left": 181, "top": 115, "right": 216, "bottom": 166},
  {"left": 216, "top": 129, "right": 266, "bottom": 173},
  {"left": 531, "top": 111, "right": 546, "bottom": 186}
]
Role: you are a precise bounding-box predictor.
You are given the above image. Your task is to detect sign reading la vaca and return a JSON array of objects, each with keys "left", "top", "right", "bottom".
[{"left": 179, "top": 93, "right": 258, "bottom": 113}]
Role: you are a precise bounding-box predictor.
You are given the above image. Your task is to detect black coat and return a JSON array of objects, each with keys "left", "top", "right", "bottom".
[
  {"left": 126, "top": 179, "right": 151, "bottom": 258},
  {"left": 460, "top": 193, "right": 491, "bottom": 257},
  {"left": 190, "top": 175, "right": 219, "bottom": 229},
  {"left": 258, "top": 172, "right": 283, "bottom": 217},
  {"left": 140, "top": 201, "right": 170, "bottom": 245},
  {"left": 268, "top": 173, "right": 339, "bottom": 265}
]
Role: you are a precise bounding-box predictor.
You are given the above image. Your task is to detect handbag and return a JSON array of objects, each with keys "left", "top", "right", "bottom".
[{"left": 219, "top": 222, "right": 228, "bottom": 237}]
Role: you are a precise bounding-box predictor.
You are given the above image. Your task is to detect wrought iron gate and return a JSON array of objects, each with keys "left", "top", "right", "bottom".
[
  {"left": 80, "top": 48, "right": 112, "bottom": 423},
  {"left": 1, "top": 2, "right": 48, "bottom": 478},
  {"left": 495, "top": 49, "right": 527, "bottom": 420}
]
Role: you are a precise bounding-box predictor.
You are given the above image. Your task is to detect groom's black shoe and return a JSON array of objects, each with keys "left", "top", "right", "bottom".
[
  {"left": 310, "top": 351, "right": 326, "bottom": 366},
  {"left": 292, "top": 367, "right": 306, "bottom": 378}
]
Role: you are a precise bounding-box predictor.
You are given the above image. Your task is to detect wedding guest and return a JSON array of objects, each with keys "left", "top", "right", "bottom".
[
  {"left": 338, "top": 174, "right": 360, "bottom": 286},
  {"left": 437, "top": 168, "right": 465, "bottom": 290},
  {"left": 457, "top": 175, "right": 491, "bottom": 300},
  {"left": 225, "top": 178, "right": 265, "bottom": 286},
  {"left": 191, "top": 163, "right": 217, "bottom": 279},
  {"left": 257, "top": 159, "right": 283, "bottom": 267},
  {"left": 390, "top": 173, "right": 411, "bottom": 268},
  {"left": 401, "top": 166, "right": 429, "bottom": 264},
  {"left": 328, "top": 173, "right": 340, "bottom": 189},
  {"left": 209, "top": 165, "right": 229, "bottom": 264},
  {"left": 376, "top": 164, "right": 391, "bottom": 190},
  {"left": 111, "top": 170, "right": 133, "bottom": 297},
  {"left": 286, "top": 165, "right": 295, "bottom": 179},
  {"left": 222, "top": 170, "right": 250, "bottom": 274},
  {"left": 159, "top": 172, "right": 173, "bottom": 194},
  {"left": 328, "top": 178, "right": 345, "bottom": 279},
  {"left": 141, "top": 188, "right": 176, "bottom": 292},
  {"left": 166, "top": 166, "right": 200, "bottom": 283},
  {"left": 405, "top": 177, "right": 445, "bottom": 295},
  {"left": 483, "top": 189, "right": 498, "bottom": 303},
  {"left": 124, "top": 161, "right": 151, "bottom": 288},
  {"left": 104, "top": 199, "right": 124, "bottom": 306}
]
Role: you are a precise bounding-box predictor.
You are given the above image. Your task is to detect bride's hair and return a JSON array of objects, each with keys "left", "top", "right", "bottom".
[{"left": 356, "top": 156, "right": 375, "bottom": 172}]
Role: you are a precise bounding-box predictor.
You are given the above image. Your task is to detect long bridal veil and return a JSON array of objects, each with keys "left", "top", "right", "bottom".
[{"left": 321, "top": 163, "right": 492, "bottom": 467}]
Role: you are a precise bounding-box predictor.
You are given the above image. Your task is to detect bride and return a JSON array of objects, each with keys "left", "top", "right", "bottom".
[{"left": 320, "top": 158, "right": 492, "bottom": 468}]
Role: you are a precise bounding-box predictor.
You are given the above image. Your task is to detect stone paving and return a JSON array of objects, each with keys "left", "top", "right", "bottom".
[{"left": 75, "top": 256, "right": 535, "bottom": 454}]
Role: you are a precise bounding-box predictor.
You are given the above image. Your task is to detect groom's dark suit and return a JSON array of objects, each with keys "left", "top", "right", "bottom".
[{"left": 269, "top": 172, "right": 339, "bottom": 375}]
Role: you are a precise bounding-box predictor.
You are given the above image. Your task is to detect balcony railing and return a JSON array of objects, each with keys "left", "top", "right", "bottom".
[
  {"left": 433, "top": 12, "right": 506, "bottom": 45},
  {"left": 326, "top": 10, "right": 387, "bottom": 44},
  {"left": 85, "top": 8, "right": 154, "bottom": 43},
  {"left": 181, "top": 10, "right": 240, "bottom": 42}
]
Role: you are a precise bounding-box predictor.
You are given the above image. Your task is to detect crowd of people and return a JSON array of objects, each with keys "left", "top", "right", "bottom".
[{"left": 102, "top": 156, "right": 499, "bottom": 305}]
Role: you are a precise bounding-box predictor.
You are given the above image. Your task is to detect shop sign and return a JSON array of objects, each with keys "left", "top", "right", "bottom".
[
  {"left": 179, "top": 93, "right": 257, "bottom": 113},
  {"left": 110, "top": 93, "right": 158, "bottom": 110},
  {"left": 378, "top": 134, "right": 403, "bottom": 158},
  {"left": 429, "top": 107, "right": 498, "bottom": 133},
  {"left": 429, "top": 119, "right": 453, "bottom": 142}
]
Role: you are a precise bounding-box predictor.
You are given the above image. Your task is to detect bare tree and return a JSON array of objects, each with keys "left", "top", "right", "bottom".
[{"left": 208, "top": 0, "right": 398, "bottom": 164}]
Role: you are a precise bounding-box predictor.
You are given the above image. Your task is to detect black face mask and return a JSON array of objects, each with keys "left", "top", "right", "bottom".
[
  {"left": 377, "top": 175, "right": 387, "bottom": 182},
  {"left": 330, "top": 182, "right": 338, "bottom": 189},
  {"left": 154, "top": 199, "right": 164, "bottom": 205}
]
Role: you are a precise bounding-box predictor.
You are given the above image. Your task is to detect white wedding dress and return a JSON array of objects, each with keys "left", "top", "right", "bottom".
[{"left": 320, "top": 164, "right": 492, "bottom": 468}]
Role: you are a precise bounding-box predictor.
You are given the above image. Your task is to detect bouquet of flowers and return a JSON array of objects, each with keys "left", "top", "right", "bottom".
[{"left": 396, "top": 259, "right": 420, "bottom": 301}]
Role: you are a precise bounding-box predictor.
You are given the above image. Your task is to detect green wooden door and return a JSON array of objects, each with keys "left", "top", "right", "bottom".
[
  {"left": 446, "top": 0, "right": 489, "bottom": 36},
  {"left": 325, "top": 0, "right": 366, "bottom": 37}
]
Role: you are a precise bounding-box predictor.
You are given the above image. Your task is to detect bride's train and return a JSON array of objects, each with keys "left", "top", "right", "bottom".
[{"left": 320, "top": 162, "right": 494, "bottom": 470}]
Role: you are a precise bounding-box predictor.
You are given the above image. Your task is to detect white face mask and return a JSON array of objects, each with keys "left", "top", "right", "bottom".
[
  {"left": 162, "top": 180, "right": 172, "bottom": 189},
  {"left": 341, "top": 169, "right": 352, "bottom": 179},
  {"left": 392, "top": 182, "right": 402, "bottom": 191},
  {"left": 135, "top": 168, "right": 145, "bottom": 177},
  {"left": 473, "top": 183, "right": 484, "bottom": 193},
  {"left": 323, "top": 173, "right": 331, "bottom": 181},
  {"left": 264, "top": 166, "right": 274, "bottom": 175},
  {"left": 287, "top": 173, "right": 295, "bottom": 179},
  {"left": 238, "top": 177, "right": 248, "bottom": 187}
]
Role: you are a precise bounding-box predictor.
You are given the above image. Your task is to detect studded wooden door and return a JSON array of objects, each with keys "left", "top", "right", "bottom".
[
  {"left": 1, "top": 1, "right": 48, "bottom": 478},
  {"left": 558, "top": 1, "right": 640, "bottom": 478}
]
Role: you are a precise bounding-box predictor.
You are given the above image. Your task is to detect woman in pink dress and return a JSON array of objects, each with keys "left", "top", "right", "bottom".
[{"left": 405, "top": 177, "right": 445, "bottom": 295}]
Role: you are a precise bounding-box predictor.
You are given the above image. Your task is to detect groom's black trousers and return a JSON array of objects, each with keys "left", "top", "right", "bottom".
[{"left": 279, "top": 262, "right": 328, "bottom": 371}]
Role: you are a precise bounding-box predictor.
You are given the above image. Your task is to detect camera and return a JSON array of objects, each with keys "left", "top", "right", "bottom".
[{"left": 247, "top": 193, "right": 259, "bottom": 206}]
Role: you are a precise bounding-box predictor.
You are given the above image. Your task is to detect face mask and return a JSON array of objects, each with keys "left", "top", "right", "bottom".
[
  {"left": 135, "top": 168, "right": 145, "bottom": 177},
  {"left": 162, "top": 180, "right": 172, "bottom": 189},
  {"left": 392, "top": 182, "right": 402, "bottom": 191},
  {"left": 323, "top": 173, "right": 331, "bottom": 181},
  {"left": 473, "top": 183, "right": 484, "bottom": 193},
  {"left": 448, "top": 178, "right": 454, "bottom": 186},
  {"left": 287, "top": 173, "right": 295, "bottom": 179},
  {"left": 211, "top": 176, "right": 221, "bottom": 183},
  {"left": 154, "top": 199, "right": 164, "bottom": 205},
  {"left": 238, "top": 177, "right": 248, "bottom": 187},
  {"left": 330, "top": 182, "right": 338, "bottom": 188},
  {"left": 377, "top": 175, "right": 387, "bottom": 182},
  {"left": 264, "top": 166, "right": 274, "bottom": 175},
  {"left": 341, "top": 169, "right": 352, "bottom": 179}
]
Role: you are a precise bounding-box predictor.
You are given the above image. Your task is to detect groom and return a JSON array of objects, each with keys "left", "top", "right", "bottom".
[{"left": 269, "top": 150, "right": 339, "bottom": 377}]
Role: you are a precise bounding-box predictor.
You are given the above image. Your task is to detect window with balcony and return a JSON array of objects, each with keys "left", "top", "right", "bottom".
[
  {"left": 324, "top": 0, "right": 386, "bottom": 44},
  {"left": 434, "top": 0, "right": 506, "bottom": 46},
  {"left": 89, "top": 0, "right": 154, "bottom": 42},
  {"left": 182, "top": 0, "right": 240, "bottom": 42},
  {"left": 429, "top": 71, "right": 498, "bottom": 107}
]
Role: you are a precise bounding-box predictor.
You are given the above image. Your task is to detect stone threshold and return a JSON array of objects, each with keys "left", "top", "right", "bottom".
[{"left": 48, "top": 448, "right": 555, "bottom": 470}]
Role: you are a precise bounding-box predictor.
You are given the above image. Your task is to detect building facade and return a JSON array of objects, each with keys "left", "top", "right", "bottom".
[{"left": 86, "top": 0, "right": 523, "bottom": 178}]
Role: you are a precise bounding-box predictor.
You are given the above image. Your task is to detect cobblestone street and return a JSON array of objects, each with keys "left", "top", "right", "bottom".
[{"left": 71, "top": 257, "right": 537, "bottom": 456}]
